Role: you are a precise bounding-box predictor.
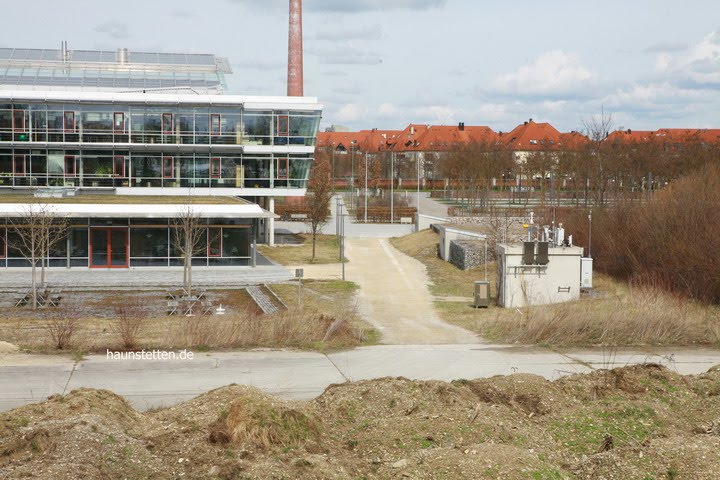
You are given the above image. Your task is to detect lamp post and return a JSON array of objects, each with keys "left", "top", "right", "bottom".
[
  {"left": 390, "top": 152, "right": 394, "bottom": 224},
  {"left": 416, "top": 151, "right": 420, "bottom": 221},
  {"left": 364, "top": 152, "right": 368, "bottom": 223},
  {"left": 337, "top": 197, "right": 346, "bottom": 281}
]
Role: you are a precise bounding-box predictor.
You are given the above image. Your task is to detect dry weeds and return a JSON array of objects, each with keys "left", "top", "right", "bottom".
[
  {"left": 393, "top": 228, "right": 720, "bottom": 347},
  {"left": 2, "top": 364, "right": 720, "bottom": 479},
  {"left": 0, "top": 282, "right": 373, "bottom": 353}
]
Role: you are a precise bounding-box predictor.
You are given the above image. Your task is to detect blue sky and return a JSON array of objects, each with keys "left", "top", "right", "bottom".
[{"left": 3, "top": 0, "right": 719, "bottom": 132}]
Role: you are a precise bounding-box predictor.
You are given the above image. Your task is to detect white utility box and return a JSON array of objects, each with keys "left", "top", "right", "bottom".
[
  {"left": 581, "top": 257, "right": 593, "bottom": 289},
  {"left": 496, "top": 242, "right": 585, "bottom": 308}
]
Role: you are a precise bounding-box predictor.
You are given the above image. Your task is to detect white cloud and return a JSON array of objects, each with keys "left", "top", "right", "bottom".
[
  {"left": 490, "top": 50, "right": 594, "bottom": 97},
  {"left": 335, "top": 103, "right": 369, "bottom": 123},
  {"left": 658, "top": 30, "right": 720, "bottom": 85},
  {"left": 378, "top": 102, "right": 399, "bottom": 117}
]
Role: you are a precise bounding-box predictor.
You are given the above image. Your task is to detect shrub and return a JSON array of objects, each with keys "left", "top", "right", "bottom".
[{"left": 562, "top": 165, "right": 720, "bottom": 303}]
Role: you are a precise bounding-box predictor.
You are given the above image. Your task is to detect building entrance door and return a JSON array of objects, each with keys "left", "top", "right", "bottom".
[{"left": 90, "top": 228, "right": 129, "bottom": 268}]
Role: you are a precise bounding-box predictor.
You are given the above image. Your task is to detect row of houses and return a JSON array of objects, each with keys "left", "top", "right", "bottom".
[{"left": 318, "top": 120, "right": 720, "bottom": 157}]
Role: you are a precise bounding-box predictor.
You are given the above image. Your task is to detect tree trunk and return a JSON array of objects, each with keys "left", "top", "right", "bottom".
[
  {"left": 31, "top": 234, "right": 37, "bottom": 310},
  {"left": 311, "top": 230, "right": 317, "bottom": 262}
]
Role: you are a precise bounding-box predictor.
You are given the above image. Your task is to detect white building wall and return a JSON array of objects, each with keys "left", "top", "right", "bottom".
[{"left": 496, "top": 244, "right": 584, "bottom": 308}]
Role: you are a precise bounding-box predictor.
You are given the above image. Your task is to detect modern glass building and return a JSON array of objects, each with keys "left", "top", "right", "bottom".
[{"left": 0, "top": 45, "right": 322, "bottom": 269}]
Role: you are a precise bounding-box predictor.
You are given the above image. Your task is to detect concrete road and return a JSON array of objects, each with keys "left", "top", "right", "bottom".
[{"left": 2, "top": 345, "right": 719, "bottom": 412}]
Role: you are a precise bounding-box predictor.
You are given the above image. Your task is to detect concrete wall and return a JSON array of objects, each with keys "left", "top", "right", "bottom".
[
  {"left": 416, "top": 213, "right": 447, "bottom": 232},
  {"left": 496, "top": 243, "right": 584, "bottom": 308},
  {"left": 437, "top": 225, "right": 486, "bottom": 261}
]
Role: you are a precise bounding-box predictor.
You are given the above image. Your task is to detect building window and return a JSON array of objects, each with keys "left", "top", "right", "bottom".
[
  {"left": 12, "top": 110, "right": 25, "bottom": 132},
  {"left": 162, "top": 156, "right": 174, "bottom": 179},
  {"left": 113, "top": 112, "right": 125, "bottom": 133},
  {"left": 64, "top": 155, "right": 76, "bottom": 176},
  {"left": 208, "top": 228, "right": 221, "bottom": 257},
  {"left": 210, "top": 114, "right": 221, "bottom": 136},
  {"left": 277, "top": 115, "right": 289, "bottom": 136},
  {"left": 210, "top": 157, "right": 221, "bottom": 178},
  {"left": 64, "top": 112, "right": 76, "bottom": 132},
  {"left": 14, "top": 155, "right": 25, "bottom": 176},
  {"left": 162, "top": 113, "right": 173, "bottom": 135},
  {"left": 113, "top": 156, "right": 126, "bottom": 177},
  {"left": 0, "top": 228, "right": 5, "bottom": 259},
  {"left": 276, "top": 157, "right": 289, "bottom": 179}
]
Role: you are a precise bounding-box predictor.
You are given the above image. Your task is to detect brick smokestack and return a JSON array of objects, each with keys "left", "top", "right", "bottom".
[{"left": 287, "top": 0, "right": 304, "bottom": 96}]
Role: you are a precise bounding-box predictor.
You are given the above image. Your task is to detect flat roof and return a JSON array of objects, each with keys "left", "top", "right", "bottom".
[
  {"left": 0, "top": 199, "right": 274, "bottom": 219},
  {"left": 0, "top": 47, "right": 231, "bottom": 72},
  {"left": 0, "top": 89, "right": 322, "bottom": 110}
]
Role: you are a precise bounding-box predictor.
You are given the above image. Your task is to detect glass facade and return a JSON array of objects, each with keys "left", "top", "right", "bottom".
[
  {"left": 0, "top": 103, "right": 321, "bottom": 147},
  {"left": 0, "top": 150, "right": 314, "bottom": 189},
  {"left": 0, "top": 100, "right": 320, "bottom": 190},
  {"left": 0, "top": 219, "right": 254, "bottom": 268}
]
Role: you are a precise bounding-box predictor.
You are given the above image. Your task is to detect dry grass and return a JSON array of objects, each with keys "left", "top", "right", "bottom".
[
  {"left": 393, "top": 229, "right": 720, "bottom": 347},
  {"left": 259, "top": 234, "right": 347, "bottom": 265},
  {"left": 390, "top": 229, "right": 490, "bottom": 298},
  {"left": 0, "top": 281, "right": 375, "bottom": 353}
]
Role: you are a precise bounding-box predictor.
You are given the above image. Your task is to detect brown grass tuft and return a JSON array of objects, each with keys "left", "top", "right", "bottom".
[{"left": 208, "top": 397, "right": 319, "bottom": 450}]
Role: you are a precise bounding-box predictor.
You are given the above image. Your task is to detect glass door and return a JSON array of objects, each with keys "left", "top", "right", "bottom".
[
  {"left": 90, "top": 228, "right": 128, "bottom": 268},
  {"left": 110, "top": 229, "right": 127, "bottom": 266}
]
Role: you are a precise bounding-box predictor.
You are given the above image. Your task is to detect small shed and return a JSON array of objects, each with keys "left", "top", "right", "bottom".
[{"left": 496, "top": 242, "right": 586, "bottom": 308}]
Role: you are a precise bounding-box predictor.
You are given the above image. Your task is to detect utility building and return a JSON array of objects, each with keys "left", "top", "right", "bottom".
[{"left": 496, "top": 242, "right": 590, "bottom": 308}]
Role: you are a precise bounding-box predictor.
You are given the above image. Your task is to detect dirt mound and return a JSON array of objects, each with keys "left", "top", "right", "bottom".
[
  {"left": 467, "top": 373, "right": 569, "bottom": 415},
  {"left": 3, "top": 365, "right": 720, "bottom": 479},
  {"left": 0, "top": 341, "right": 18, "bottom": 354},
  {"left": 208, "top": 393, "right": 320, "bottom": 451},
  {"left": 558, "top": 363, "right": 688, "bottom": 400}
]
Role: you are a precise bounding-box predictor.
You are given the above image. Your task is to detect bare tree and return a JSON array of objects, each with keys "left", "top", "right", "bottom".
[
  {"left": 582, "top": 109, "right": 615, "bottom": 206},
  {"left": 305, "top": 150, "right": 333, "bottom": 262},
  {"left": 9, "top": 204, "right": 68, "bottom": 309},
  {"left": 171, "top": 206, "right": 209, "bottom": 296}
]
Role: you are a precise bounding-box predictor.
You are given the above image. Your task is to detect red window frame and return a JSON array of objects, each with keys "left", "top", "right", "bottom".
[
  {"left": 162, "top": 113, "right": 173, "bottom": 135},
  {"left": 113, "top": 112, "right": 126, "bottom": 133},
  {"left": 64, "top": 155, "right": 76, "bottom": 176},
  {"left": 64, "top": 112, "right": 75, "bottom": 132},
  {"left": 210, "top": 114, "right": 221, "bottom": 136},
  {"left": 0, "top": 228, "right": 6, "bottom": 259},
  {"left": 277, "top": 115, "right": 289, "bottom": 136},
  {"left": 210, "top": 157, "right": 221, "bottom": 178},
  {"left": 113, "top": 156, "right": 126, "bottom": 177},
  {"left": 12, "top": 110, "right": 25, "bottom": 132},
  {"left": 162, "top": 156, "right": 174, "bottom": 179},
  {"left": 13, "top": 155, "right": 25, "bottom": 176},
  {"left": 276, "top": 157, "right": 289, "bottom": 179},
  {"left": 207, "top": 227, "right": 222, "bottom": 257}
]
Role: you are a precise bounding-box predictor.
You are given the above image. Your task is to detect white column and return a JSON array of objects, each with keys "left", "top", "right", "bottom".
[{"left": 268, "top": 197, "right": 275, "bottom": 246}]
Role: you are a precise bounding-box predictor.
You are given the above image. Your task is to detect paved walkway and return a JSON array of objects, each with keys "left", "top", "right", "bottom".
[
  {"left": 0, "top": 263, "right": 293, "bottom": 290},
  {"left": 287, "top": 238, "right": 478, "bottom": 344},
  {"left": 2, "top": 345, "right": 718, "bottom": 412}
]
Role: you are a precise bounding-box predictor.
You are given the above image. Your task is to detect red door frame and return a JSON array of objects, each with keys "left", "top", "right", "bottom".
[{"left": 88, "top": 227, "right": 129, "bottom": 268}]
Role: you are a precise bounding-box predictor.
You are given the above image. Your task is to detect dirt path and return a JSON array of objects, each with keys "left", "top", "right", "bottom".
[{"left": 342, "top": 238, "right": 478, "bottom": 344}]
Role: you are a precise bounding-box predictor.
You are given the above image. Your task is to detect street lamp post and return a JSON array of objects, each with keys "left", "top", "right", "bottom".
[
  {"left": 390, "top": 152, "right": 394, "bottom": 224},
  {"left": 364, "top": 152, "right": 368, "bottom": 223},
  {"left": 416, "top": 151, "right": 420, "bottom": 221}
]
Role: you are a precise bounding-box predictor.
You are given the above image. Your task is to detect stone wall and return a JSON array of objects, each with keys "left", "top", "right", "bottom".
[{"left": 449, "top": 240, "right": 486, "bottom": 271}]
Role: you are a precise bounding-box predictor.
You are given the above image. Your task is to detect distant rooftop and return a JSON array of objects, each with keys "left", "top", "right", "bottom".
[{"left": 0, "top": 45, "right": 232, "bottom": 94}]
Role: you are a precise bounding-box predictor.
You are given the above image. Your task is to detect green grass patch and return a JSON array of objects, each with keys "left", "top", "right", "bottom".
[{"left": 259, "top": 234, "right": 348, "bottom": 265}]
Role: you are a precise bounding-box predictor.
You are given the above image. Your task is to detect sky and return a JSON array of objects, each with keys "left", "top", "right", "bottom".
[{"left": 2, "top": 0, "right": 719, "bottom": 133}]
